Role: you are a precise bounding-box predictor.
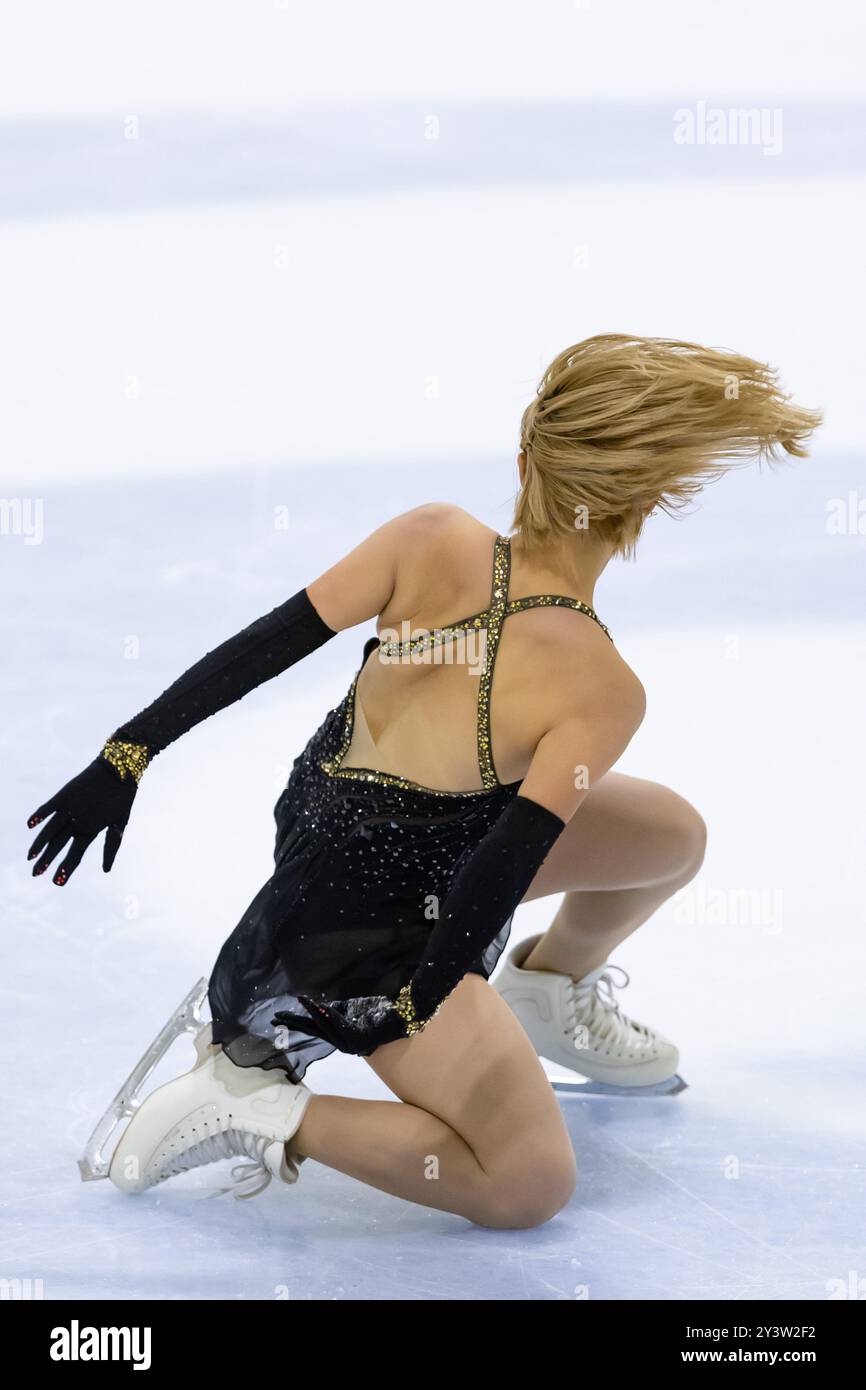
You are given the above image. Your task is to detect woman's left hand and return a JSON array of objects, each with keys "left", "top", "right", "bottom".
[{"left": 273, "top": 993, "right": 408, "bottom": 1055}]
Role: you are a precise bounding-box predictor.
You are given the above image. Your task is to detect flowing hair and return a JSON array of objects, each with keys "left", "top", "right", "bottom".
[{"left": 514, "top": 334, "right": 822, "bottom": 557}]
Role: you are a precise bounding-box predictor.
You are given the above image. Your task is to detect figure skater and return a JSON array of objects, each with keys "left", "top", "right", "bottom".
[{"left": 27, "top": 335, "right": 820, "bottom": 1227}]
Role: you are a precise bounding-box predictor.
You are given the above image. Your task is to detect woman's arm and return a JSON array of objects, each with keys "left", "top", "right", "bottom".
[
  {"left": 406, "top": 694, "right": 645, "bottom": 1023},
  {"left": 25, "top": 589, "right": 337, "bottom": 884},
  {"left": 26, "top": 509, "right": 433, "bottom": 886}
]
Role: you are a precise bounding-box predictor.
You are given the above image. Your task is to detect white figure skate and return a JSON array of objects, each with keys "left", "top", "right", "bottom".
[
  {"left": 79, "top": 979, "right": 311, "bottom": 1197},
  {"left": 493, "top": 935, "right": 687, "bottom": 1096}
]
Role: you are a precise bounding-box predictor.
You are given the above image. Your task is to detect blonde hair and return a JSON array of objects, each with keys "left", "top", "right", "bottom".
[{"left": 514, "top": 334, "right": 822, "bottom": 557}]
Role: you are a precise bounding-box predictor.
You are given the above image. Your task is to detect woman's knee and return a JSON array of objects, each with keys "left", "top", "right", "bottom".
[
  {"left": 655, "top": 787, "right": 707, "bottom": 885},
  {"left": 471, "top": 1147, "right": 578, "bottom": 1230}
]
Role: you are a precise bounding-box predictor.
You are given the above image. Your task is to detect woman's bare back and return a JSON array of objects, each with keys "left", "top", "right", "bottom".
[{"left": 318, "top": 505, "right": 645, "bottom": 802}]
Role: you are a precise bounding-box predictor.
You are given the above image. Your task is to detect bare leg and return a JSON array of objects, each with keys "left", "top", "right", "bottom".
[
  {"left": 291, "top": 1095, "right": 484, "bottom": 1207},
  {"left": 521, "top": 771, "right": 707, "bottom": 978},
  {"left": 289, "top": 974, "right": 576, "bottom": 1229}
]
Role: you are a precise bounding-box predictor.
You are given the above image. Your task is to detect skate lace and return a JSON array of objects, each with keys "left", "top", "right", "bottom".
[
  {"left": 161, "top": 1129, "right": 275, "bottom": 1200},
  {"left": 566, "top": 965, "right": 650, "bottom": 1051}
]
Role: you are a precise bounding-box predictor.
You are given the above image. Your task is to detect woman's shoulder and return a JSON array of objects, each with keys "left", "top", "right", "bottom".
[
  {"left": 522, "top": 607, "right": 646, "bottom": 730},
  {"left": 370, "top": 504, "right": 507, "bottom": 638},
  {"left": 392, "top": 502, "right": 495, "bottom": 548},
  {"left": 385, "top": 504, "right": 498, "bottom": 596}
]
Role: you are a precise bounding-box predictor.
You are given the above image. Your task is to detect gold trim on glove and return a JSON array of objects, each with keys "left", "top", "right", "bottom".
[
  {"left": 102, "top": 738, "right": 150, "bottom": 785},
  {"left": 391, "top": 983, "right": 448, "bottom": 1037}
]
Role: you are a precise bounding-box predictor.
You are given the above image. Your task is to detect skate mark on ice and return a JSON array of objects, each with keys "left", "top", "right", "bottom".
[{"left": 597, "top": 1129, "right": 828, "bottom": 1284}]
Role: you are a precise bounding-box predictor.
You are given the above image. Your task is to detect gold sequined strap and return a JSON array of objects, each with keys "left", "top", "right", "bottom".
[
  {"left": 506, "top": 594, "right": 612, "bottom": 642},
  {"left": 101, "top": 737, "right": 150, "bottom": 785},
  {"left": 476, "top": 535, "right": 511, "bottom": 790},
  {"left": 378, "top": 610, "right": 489, "bottom": 659},
  {"left": 377, "top": 593, "right": 611, "bottom": 658}
]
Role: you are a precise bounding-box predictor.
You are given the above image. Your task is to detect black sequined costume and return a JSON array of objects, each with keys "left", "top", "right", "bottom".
[{"left": 208, "top": 535, "right": 611, "bottom": 1081}]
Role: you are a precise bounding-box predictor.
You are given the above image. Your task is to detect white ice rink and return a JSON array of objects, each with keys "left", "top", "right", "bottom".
[
  {"left": 2, "top": 460, "right": 864, "bottom": 1300},
  {"left": 1, "top": 0, "right": 864, "bottom": 1301}
]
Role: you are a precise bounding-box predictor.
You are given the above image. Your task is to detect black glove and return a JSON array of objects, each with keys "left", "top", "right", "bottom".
[
  {"left": 407, "top": 793, "right": 566, "bottom": 1021},
  {"left": 27, "top": 751, "right": 139, "bottom": 884},
  {"left": 27, "top": 588, "right": 336, "bottom": 885},
  {"left": 274, "top": 993, "right": 409, "bottom": 1057},
  {"left": 111, "top": 587, "right": 335, "bottom": 756}
]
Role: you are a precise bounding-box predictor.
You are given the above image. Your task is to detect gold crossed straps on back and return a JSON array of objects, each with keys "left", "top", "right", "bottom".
[{"left": 377, "top": 535, "right": 612, "bottom": 790}]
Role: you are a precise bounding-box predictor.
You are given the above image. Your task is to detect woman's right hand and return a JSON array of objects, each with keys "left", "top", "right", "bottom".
[{"left": 26, "top": 757, "right": 139, "bottom": 885}]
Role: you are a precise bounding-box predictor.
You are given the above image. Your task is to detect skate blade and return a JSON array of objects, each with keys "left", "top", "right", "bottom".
[
  {"left": 551, "top": 1072, "right": 688, "bottom": 1098},
  {"left": 77, "top": 977, "right": 210, "bottom": 1183}
]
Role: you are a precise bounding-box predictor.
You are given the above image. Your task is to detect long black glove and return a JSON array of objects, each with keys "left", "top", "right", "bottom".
[
  {"left": 27, "top": 757, "right": 138, "bottom": 882},
  {"left": 26, "top": 589, "right": 336, "bottom": 885},
  {"left": 275, "top": 794, "right": 566, "bottom": 1054}
]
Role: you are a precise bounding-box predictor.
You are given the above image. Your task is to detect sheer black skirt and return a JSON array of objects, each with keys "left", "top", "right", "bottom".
[{"left": 208, "top": 672, "right": 518, "bottom": 1082}]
